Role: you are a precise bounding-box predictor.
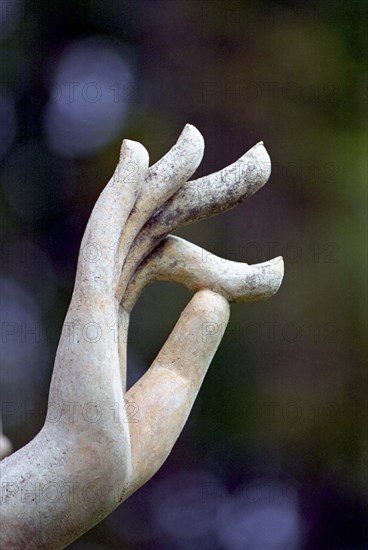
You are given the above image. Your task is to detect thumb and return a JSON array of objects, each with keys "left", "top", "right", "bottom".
[{"left": 125, "top": 289, "right": 229, "bottom": 491}]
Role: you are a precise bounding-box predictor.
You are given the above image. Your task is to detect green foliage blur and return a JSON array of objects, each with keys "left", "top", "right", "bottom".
[{"left": 0, "top": 1, "right": 366, "bottom": 548}]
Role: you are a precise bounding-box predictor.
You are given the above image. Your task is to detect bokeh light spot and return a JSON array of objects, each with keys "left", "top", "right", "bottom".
[{"left": 43, "top": 37, "right": 134, "bottom": 158}]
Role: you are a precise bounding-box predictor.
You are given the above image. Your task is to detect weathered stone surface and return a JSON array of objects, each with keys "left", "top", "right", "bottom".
[{"left": 0, "top": 125, "right": 283, "bottom": 549}]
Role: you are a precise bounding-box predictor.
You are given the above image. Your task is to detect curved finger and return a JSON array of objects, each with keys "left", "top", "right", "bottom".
[
  {"left": 152, "top": 141, "right": 271, "bottom": 231},
  {"left": 118, "top": 142, "right": 271, "bottom": 299},
  {"left": 75, "top": 139, "right": 149, "bottom": 295},
  {"left": 116, "top": 124, "right": 204, "bottom": 301},
  {"left": 123, "top": 235, "right": 284, "bottom": 311},
  {"left": 134, "top": 123, "right": 204, "bottom": 218},
  {"left": 125, "top": 290, "right": 230, "bottom": 490}
]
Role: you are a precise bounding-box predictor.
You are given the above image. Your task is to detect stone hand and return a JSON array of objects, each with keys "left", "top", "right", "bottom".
[{"left": 0, "top": 125, "right": 283, "bottom": 549}]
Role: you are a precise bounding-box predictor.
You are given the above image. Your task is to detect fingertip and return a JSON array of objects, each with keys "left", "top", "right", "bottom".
[
  {"left": 250, "top": 142, "right": 271, "bottom": 180},
  {"left": 190, "top": 289, "right": 230, "bottom": 323},
  {"left": 239, "top": 256, "right": 284, "bottom": 301},
  {"left": 120, "top": 139, "right": 150, "bottom": 167},
  {"left": 176, "top": 123, "right": 205, "bottom": 165}
]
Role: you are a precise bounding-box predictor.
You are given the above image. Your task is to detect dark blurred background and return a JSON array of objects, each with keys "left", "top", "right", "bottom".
[{"left": 0, "top": 1, "right": 367, "bottom": 548}]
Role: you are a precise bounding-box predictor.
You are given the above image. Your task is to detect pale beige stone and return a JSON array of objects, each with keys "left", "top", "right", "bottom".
[
  {"left": 123, "top": 235, "right": 284, "bottom": 312},
  {"left": 0, "top": 125, "right": 283, "bottom": 549}
]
